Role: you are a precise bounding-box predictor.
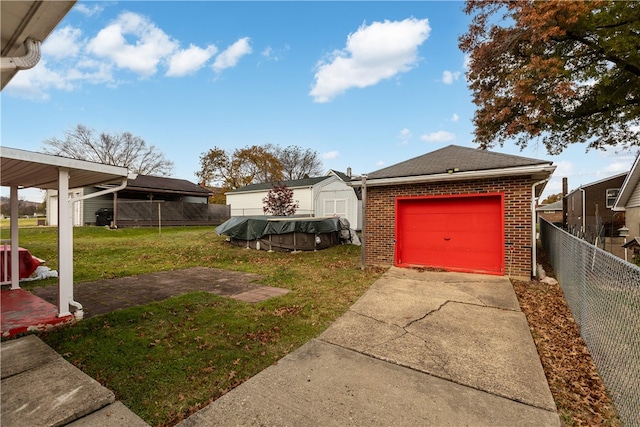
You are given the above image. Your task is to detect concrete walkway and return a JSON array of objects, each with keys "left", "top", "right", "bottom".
[
  {"left": 1, "top": 334, "right": 149, "bottom": 427},
  {"left": 178, "top": 268, "right": 560, "bottom": 426},
  {"left": 2, "top": 267, "right": 560, "bottom": 426}
]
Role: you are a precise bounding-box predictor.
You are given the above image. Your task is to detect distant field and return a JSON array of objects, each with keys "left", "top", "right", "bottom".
[{"left": 0, "top": 217, "right": 46, "bottom": 229}]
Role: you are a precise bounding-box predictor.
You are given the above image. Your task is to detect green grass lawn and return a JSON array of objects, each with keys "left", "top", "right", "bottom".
[{"left": 1, "top": 226, "right": 383, "bottom": 426}]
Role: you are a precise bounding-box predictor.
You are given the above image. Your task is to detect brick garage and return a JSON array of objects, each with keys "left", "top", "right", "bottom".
[{"left": 353, "top": 145, "right": 556, "bottom": 280}]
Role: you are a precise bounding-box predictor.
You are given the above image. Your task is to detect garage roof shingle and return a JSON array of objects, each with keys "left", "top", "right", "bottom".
[{"left": 367, "top": 145, "right": 552, "bottom": 179}]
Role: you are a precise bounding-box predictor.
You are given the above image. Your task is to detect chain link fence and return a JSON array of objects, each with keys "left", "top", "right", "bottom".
[{"left": 540, "top": 218, "right": 640, "bottom": 426}]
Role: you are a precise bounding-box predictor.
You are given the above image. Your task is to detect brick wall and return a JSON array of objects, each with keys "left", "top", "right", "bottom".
[
  {"left": 538, "top": 210, "right": 563, "bottom": 225},
  {"left": 364, "top": 176, "right": 535, "bottom": 280}
]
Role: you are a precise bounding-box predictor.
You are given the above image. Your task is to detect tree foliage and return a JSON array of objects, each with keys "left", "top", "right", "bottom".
[
  {"left": 196, "top": 144, "right": 324, "bottom": 198},
  {"left": 43, "top": 124, "right": 174, "bottom": 176},
  {"left": 262, "top": 183, "right": 298, "bottom": 216},
  {"left": 196, "top": 145, "right": 283, "bottom": 192},
  {"left": 540, "top": 192, "right": 563, "bottom": 205},
  {"left": 460, "top": 0, "right": 640, "bottom": 154}
]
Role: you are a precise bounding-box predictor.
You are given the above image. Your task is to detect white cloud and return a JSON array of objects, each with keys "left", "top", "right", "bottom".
[
  {"left": 397, "top": 128, "right": 412, "bottom": 145},
  {"left": 553, "top": 160, "right": 575, "bottom": 178},
  {"left": 69, "top": 59, "right": 115, "bottom": 85},
  {"left": 451, "top": 113, "right": 459, "bottom": 122},
  {"left": 442, "top": 70, "right": 460, "bottom": 84},
  {"left": 74, "top": 4, "right": 104, "bottom": 17},
  {"left": 5, "top": 11, "right": 232, "bottom": 100},
  {"left": 212, "top": 37, "right": 252, "bottom": 73},
  {"left": 596, "top": 149, "right": 636, "bottom": 175},
  {"left": 376, "top": 160, "right": 385, "bottom": 166},
  {"left": 260, "top": 45, "right": 290, "bottom": 62},
  {"left": 167, "top": 44, "right": 217, "bottom": 77},
  {"left": 43, "top": 26, "right": 83, "bottom": 59},
  {"left": 4, "top": 60, "right": 73, "bottom": 101},
  {"left": 323, "top": 151, "right": 340, "bottom": 160},
  {"left": 463, "top": 54, "right": 471, "bottom": 70},
  {"left": 543, "top": 161, "right": 574, "bottom": 195},
  {"left": 86, "top": 12, "right": 178, "bottom": 77},
  {"left": 310, "top": 17, "right": 430, "bottom": 103},
  {"left": 600, "top": 162, "right": 631, "bottom": 174},
  {"left": 420, "top": 130, "right": 455, "bottom": 142}
]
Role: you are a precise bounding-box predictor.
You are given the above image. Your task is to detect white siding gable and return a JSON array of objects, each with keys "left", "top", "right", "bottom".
[{"left": 627, "top": 183, "right": 640, "bottom": 208}]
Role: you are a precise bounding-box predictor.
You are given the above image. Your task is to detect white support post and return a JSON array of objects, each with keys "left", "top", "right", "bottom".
[
  {"left": 57, "top": 168, "right": 73, "bottom": 317},
  {"left": 10, "top": 185, "right": 20, "bottom": 290}
]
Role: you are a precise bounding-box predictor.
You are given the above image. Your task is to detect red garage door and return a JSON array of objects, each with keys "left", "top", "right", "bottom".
[{"left": 395, "top": 194, "right": 504, "bottom": 275}]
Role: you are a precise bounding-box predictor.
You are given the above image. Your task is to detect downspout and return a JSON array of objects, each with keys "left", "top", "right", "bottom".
[
  {"left": 0, "top": 38, "right": 41, "bottom": 70},
  {"left": 360, "top": 174, "right": 367, "bottom": 270},
  {"left": 581, "top": 188, "right": 586, "bottom": 236},
  {"left": 532, "top": 177, "right": 550, "bottom": 278},
  {"left": 66, "top": 176, "right": 134, "bottom": 320}
]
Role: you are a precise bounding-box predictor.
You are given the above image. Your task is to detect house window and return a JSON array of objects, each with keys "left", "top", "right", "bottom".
[
  {"left": 606, "top": 188, "right": 620, "bottom": 208},
  {"left": 324, "top": 199, "right": 347, "bottom": 217}
]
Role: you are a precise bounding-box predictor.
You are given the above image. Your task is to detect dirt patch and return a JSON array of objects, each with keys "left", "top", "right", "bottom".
[{"left": 32, "top": 267, "right": 286, "bottom": 319}]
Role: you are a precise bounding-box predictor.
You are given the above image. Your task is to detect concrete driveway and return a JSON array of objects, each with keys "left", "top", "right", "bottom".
[{"left": 178, "top": 267, "right": 560, "bottom": 426}]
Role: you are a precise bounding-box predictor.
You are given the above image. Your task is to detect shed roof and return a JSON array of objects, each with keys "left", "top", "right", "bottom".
[{"left": 227, "top": 176, "right": 330, "bottom": 194}]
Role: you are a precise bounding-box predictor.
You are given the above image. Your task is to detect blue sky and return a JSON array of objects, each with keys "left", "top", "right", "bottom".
[{"left": 2, "top": 1, "right": 637, "bottom": 203}]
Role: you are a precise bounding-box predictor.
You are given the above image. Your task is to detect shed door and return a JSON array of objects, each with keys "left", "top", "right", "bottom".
[{"left": 395, "top": 194, "right": 504, "bottom": 275}]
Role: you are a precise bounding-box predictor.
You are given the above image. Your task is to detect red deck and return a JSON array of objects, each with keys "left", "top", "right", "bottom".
[{"left": 1, "top": 288, "right": 74, "bottom": 339}]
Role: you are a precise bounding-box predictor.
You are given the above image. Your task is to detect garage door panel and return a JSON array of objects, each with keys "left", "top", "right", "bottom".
[{"left": 396, "top": 194, "right": 504, "bottom": 275}]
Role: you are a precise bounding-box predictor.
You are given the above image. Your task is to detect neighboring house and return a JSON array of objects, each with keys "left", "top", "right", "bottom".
[
  {"left": 225, "top": 170, "right": 361, "bottom": 230},
  {"left": 536, "top": 200, "right": 563, "bottom": 226},
  {"left": 613, "top": 153, "right": 640, "bottom": 239},
  {"left": 46, "top": 175, "right": 225, "bottom": 226},
  {"left": 565, "top": 172, "right": 627, "bottom": 241},
  {"left": 351, "top": 145, "right": 556, "bottom": 280}
]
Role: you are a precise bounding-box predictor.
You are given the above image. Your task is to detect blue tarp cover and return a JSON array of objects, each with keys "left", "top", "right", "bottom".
[{"left": 215, "top": 216, "right": 343, "bottom": 240}]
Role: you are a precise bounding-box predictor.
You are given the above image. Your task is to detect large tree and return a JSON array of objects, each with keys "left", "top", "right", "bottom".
[
  {"left": 269, "top": 144, "right": 324, "bottom": 180},
  {"left": 196, "top": 145, "right": 283, "bottom": 192},
  {"left": 460, "top": 0, "right": 640, "bottom": 154},
  {"left": 43, "top": 124, "right": 174, "bottom": 175}
]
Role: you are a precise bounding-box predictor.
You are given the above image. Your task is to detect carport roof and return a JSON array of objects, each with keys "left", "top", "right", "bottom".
[
  {"left": 1, "top": 1, "right": 77, "bottom": 90},
  {"left": 1, "top": 147, "right": 132, "bottom": 190}
]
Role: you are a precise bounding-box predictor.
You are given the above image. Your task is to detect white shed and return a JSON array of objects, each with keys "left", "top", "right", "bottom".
[{"left": 226, "top": 171, "right": 361, "bottom": 230}]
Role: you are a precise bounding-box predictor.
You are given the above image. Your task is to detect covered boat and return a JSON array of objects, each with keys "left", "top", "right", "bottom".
[{"left": 215, "top": 216, "right": 359, "bottom": 251}]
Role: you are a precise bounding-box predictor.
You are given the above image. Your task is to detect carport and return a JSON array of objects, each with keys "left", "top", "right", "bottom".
[{"left": 1, "top": 147, "right": 133, "bottom": 334}]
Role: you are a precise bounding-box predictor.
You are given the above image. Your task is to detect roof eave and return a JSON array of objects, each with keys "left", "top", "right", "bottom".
[
  {"left": 613, "top": 154, "right": 640, "bottom": 210},
  {"left": 226, "top": 179, "right": 329, "bottom": 196},
  {"left": 350, "top": 164, "right": 556, "bottom": 188}
]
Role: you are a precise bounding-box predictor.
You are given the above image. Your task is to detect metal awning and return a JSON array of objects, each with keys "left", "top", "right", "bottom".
[
  {"left": 1, "top": 1, "right": 77, "bottom": 89},
  {"left": 1, "top": 147, "right": 132, "bottom": 319},
  {"left": 1, "top": 147, "right": 131, "bottom": 190}
]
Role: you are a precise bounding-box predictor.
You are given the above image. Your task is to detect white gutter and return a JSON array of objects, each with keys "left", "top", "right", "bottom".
[
  {"left": 65, "top": 175, "right": 135, "bottom": 320},
  {"left": 531, "top": 177, "right": 550, "bottom": 278},
  {"left": 0, "top": 38, "right": 41, "bottom": 71},
  {"left": 70, "top": 176, "right": 135, "bottom": 203},
  {"left": 350, "top": 164, "right": 556, "bottom": 187}
]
